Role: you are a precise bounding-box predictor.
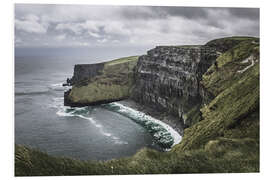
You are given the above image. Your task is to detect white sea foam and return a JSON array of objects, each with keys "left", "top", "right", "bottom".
[
  {"left": 49, "top": 83, "right": 70, "bottom": 91},
  {"left": 15, "top": 86, "right": 51, "bottom": 96},
  {"left": 51, "top": 97, "right": 128, "bottom": 145},
  {"left": 107, "top": 102, "right": 182, "bottom": 148},
  {"left": 103, "top": 132, "right": 112, "bottom": 137},
  {"left": 51, "top": 83, "right": 63, "bottom": 87}
]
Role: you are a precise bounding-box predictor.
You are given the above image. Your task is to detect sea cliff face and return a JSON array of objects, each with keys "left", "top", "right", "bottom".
[
  {"left": 64, "top": 46, "right": 219, "bottom": 127},
  {"left": 70, "top": 63, "right": 104, "bottom": 85},
  {"left": 16, "top": 36, "right": 260, "bottom": 175},
  {"left": 131, "top": 46, "right": 218, "bottom": 127},
  {"left": 63, "top": 37, "right": 259, "bottom": 129},
  {"left": 64, "top": 56, "right": 138, "bottom": 106}
]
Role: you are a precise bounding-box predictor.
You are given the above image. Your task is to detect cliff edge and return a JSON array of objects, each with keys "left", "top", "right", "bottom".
[
  {"left": 15, "top": 36, "right": 260, "bottom": 175},
  {"left": 64, "top": 56, "right": 138, "bottom": 106}
]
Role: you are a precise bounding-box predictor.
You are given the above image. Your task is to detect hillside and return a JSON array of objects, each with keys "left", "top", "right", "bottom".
[
  {"left": 15, "top": 36, "right": 259, "bottom": 175},
  {"left": 64, "top": 56, "right": 138, "bottom": 106}
]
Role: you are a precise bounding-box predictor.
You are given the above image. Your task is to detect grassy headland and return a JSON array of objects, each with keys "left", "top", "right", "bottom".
[
  {"left": 15, "top": 37, "right": 259, "bottom": 175},
  {"left": 67, "top": 56, "right": 138, "bottom": 104}
]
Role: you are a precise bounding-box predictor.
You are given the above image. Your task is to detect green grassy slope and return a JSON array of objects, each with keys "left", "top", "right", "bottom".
[
  {"left": 205, "top": 36, "right": 259, "bottom": 53},
  {"left": 173, "top": 39, "right": 259, "bottom": 151},
  {"left": 68, "top": 56, "right": 138, "bottom": 104},
  {"left": 15, "top": 37, "right": 259, "bottom": 175}
]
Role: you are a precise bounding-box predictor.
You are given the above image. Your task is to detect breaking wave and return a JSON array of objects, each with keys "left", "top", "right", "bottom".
[
  {"left": 101, "top": 102, "right": 182, "bottom": 150},
  {"left": 15, "top": 83, "right": 68, "bottom": 96},
  {"left": 48, "top": 83, "right": 70, "bottom": 92},
  {"left": 51, "top": 97, "right": 128, "bottom": 145},
  {"left": 15, "top": 89, "right": 51, "bottom": 96}
]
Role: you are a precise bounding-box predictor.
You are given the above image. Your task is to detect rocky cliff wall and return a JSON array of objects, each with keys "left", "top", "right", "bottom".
[
  {"left": 16, "top": 37, "right": 260, "bottom": 175},
  {"left": 131, "top": 46, "right": 218, "bottom": 127},
  {"left": 64, "top": 56, "right": 138, "bottom": 106},
  {"left": 70, "top": 63, "right": 105, "bottom": 85}
]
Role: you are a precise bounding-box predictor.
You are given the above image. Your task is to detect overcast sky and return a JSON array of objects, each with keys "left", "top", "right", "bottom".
[{"left": 15, "top": 4, "right": 259, "bottom": 51}]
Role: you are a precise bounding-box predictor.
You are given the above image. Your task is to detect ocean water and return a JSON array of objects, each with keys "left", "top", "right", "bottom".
[{"left": 15, "top": 55, "right": 181, "bottom": 161}]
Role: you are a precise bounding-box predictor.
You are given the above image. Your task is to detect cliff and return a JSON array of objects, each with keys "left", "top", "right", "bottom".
[
  {"left": 173, "top": 37, "right": 259, "bottom": 152},
  {"left": 15, "top": 36, "right": 260, "bottom": 175},
  {"left": 131, "top": 45, "right": 218, "bottom": 127},
  {"left": 64, "top": 38, "right": 257, "bottom": 127},
  {"left": 64, "top": 45, "right": 219, "bottom": 127},
  {"left": 70, "top": 63, "right": 105, "bottom": 85},
  {"left": 64, "top": 56, "right": 138, "bottom": 106}
]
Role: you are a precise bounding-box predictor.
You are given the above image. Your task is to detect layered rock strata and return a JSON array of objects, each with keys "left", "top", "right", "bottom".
[{"left": 131, "top": 46, "right": 218, "bottom": 127}]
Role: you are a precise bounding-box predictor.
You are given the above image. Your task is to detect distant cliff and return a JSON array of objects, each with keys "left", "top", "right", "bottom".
[
  {"left": 64, "top": 56, "right": 138, "bottom": 106},
  {"left": 70, "top": 63, "right": 105, "bottom": 85}
]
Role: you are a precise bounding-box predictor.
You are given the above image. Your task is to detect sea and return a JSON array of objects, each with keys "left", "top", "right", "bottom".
[{"left": 15, "top": 49, "right": 181, "bottom": 161}]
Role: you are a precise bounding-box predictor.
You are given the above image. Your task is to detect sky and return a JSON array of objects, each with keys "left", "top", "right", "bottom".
[{"left": 14, "top": 4, "right": 259, "bottom": 58}]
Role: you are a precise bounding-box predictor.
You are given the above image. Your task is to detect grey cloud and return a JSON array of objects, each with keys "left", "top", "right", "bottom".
[
  {"left": 119, "top": 6, "right": 165, "bottom": 20},
  {"left": 154, "top": 6, "right": 209, "bottom": 19},
  {"left": 228, "top": 8, "right": 259, "bottom": 20},
  {"left": 120, "top": 6, "right": 259, "bottom": 20},
  {"left": 119, "top": 6, "right": 209, "bottom": 20},
  {"left": 14, "top": 4, "right": 260, "bottom": 48},
  {"left": 15, "top": 19, "right": 47, "bottom": 34}
]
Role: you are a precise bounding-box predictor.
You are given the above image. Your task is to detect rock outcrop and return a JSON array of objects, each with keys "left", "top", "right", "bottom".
[
  {"left": 64, "top": 56, "right": 138, "bottom": 107},
  {"left": 131, "top": 46, "right": 218, "bottom": 127},
  {"left": 70, "top": 63, "right": 105, "bottom": 85}
]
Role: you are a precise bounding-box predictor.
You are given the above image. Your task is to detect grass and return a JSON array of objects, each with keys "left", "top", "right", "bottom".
[
  {"left": 105, "top": 56, "right": 139, "bottom": 66},
  {"left": 205, "top": 36, "right": 259, "bottom": 53},
  {"left": 15, "top": 136, "right": 259, "bottom": 176},
  {"left": 182, "top": 104, "right": 202, "bottom": 127},
  {"left": 157, "top": 45, "right": 202, "bottom": 48},
  {"left": 175, "top": 45, "right": 202, "bottom": 48},
  {"left": 68, "top": 56, "right": 138, "bottom": 104},
  {"left": 205, "top": 36, "right": 258, "bottom": 47},
  {"left": 173, "top": 38, "right": 259, "bottom": 152},
  {"left": 15, "top": 37, "right": 260, "bottom": 175},
  {"left": 202, "top": 39, "right": 259, "bottom": 96}
]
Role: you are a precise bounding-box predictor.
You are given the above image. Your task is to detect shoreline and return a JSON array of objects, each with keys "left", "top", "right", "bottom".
[
  {"left": 105, "top": 101, "right": 182, "bottom": 149},
  {"left": 118, "top": 99, "right": 184, "bottom": 137},
  {"left": 102, "top": 102, "right": 182, "bottom": 151}
]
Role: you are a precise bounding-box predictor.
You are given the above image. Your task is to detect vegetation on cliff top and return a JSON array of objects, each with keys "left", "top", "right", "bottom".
[
  {"left": 68, "top": 56, "right": 138, "bottom": 104},
  {"left": 174, "top": 39, "right": 259, "bottom": 151},
  {"left": 15, "top": 37, "right": 259, "bottom": 175},
  {"left": 205, "top": 36, "right": 259, "bottom": 53}
]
